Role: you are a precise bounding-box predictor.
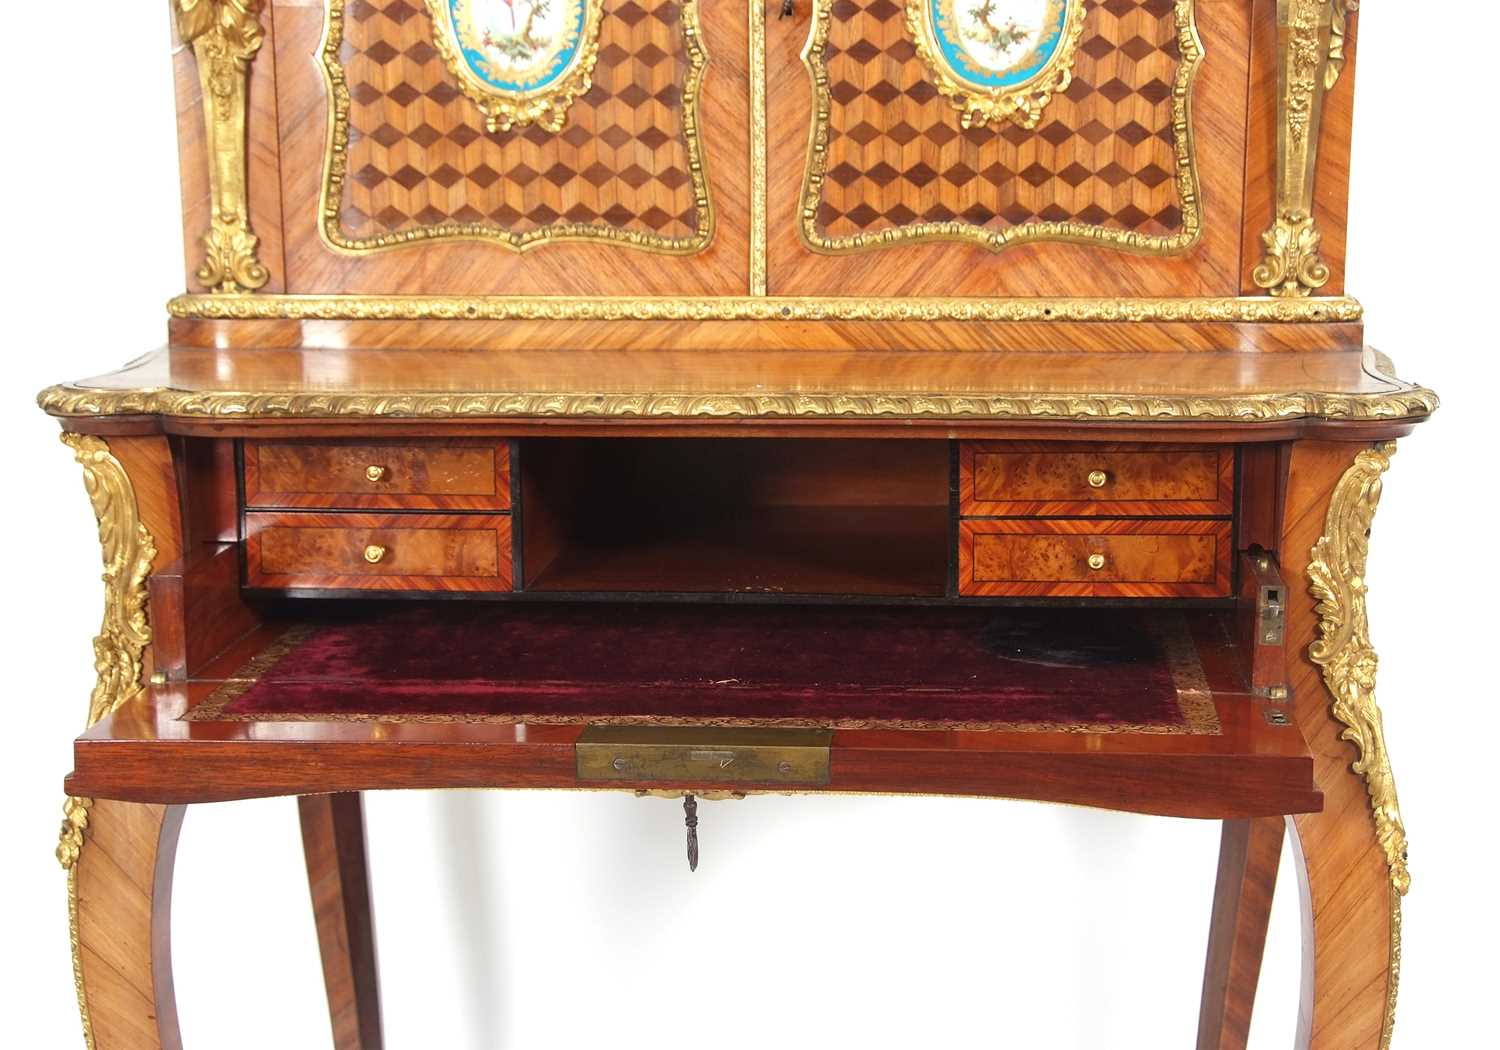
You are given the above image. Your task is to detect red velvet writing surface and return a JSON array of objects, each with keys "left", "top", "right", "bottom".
[{"left": 188, "top": 604, "right": 1218, "bottom": 734}]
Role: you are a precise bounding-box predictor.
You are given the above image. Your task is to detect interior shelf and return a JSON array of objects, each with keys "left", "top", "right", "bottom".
[
  {"left": 519, "top": 438, "right": 952, "bottom": 597},
  {"left": 526, "top": 505, "right": 950, "bottom": 595},
  {"left": 71, "top": 601, "right": 1321, "bottom": 818}
]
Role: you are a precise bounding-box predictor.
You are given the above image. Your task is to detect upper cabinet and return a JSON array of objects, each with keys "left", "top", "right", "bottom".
[{"left": 168, "top": 0, "right": 1359, "bottom": 303}]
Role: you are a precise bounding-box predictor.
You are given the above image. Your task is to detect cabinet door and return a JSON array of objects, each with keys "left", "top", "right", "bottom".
[
  {"left": 273, "top": 0, "right": 748, "bottom": 295},
  {"left": 765, "top": 0, "right": 1248, "bottom": 297}
]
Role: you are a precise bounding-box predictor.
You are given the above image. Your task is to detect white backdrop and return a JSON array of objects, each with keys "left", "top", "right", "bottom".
[{"left": 2, "top": 5, "right": 1492, "bottom": 1047}]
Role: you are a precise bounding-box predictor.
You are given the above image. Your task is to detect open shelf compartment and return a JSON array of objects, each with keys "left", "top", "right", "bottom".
[{"left": 518, "top": 439, "right": 952, "bottom": 597}]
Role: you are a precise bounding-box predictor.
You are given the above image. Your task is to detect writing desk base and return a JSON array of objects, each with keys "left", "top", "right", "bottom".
[{"left": 47, "top": 395, "right": 1411, "bottom": 1049}]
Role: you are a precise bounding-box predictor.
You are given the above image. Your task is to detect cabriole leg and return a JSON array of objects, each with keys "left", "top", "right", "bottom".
[
  {"left": 1282, "top": 441, "right": 1409, "bottom": 1050},
  {"left": 58, "top": 432, "right": 190, "bottom": 1047},
  {"left": 59, "top": 798, "right": 186, "bottom": 1050},
  {"left": 1196, "top": 816, "right": 1285, "bottom": 1049},
  {"left": 299, "top": 793, "right": 384, "bottom": 1050}
]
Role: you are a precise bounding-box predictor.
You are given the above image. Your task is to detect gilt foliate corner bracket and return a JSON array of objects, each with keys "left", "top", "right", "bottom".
[
  {"left": 1253, "top": 0, "right": 1358, "bottom": 297},
  {"left": 60, "top": 434, "right": 157, "bottom": 728},
  {"left": 1307, "top": 440, "right": 1409, "bottom": 896},
  {"left": 176, "top": 1, "right": 270, "bottom": 294},
  {"left": 1306, "top": 439, "right": 1408, "bottom": 1050},
  {"left": 422, "top": 0, "right": 606, "bottom": 134},
  {"left": 905, "top": 0, "right": 1088, "bottom": 130},
  {"left": 56, "top": 432, "right": 156, "bottom": 1050}
]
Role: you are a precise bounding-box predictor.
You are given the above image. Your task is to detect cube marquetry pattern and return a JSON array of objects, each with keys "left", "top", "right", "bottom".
[
  {"left": 815, "top": 0, "right": 1190, "bottom": 242},
  {"left": 332, "top": 0, "right": 705, "bottom": 247}
]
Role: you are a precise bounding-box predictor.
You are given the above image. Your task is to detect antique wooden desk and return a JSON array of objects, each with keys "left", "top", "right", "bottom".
[{"left": 39, "top": 1, "right": 1433, "bottom": 1047}]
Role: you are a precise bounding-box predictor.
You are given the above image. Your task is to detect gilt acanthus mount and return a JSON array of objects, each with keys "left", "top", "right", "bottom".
[
  {"left": 1253, "top": 0, "right": 1360, "bottom": 297},
  {"left": 1306, "top": 439, "right": 1408, "bottom": 1049},
  {"left": 175, "top": 0, "right": 270, "bottom": 294},
  {"left": 1307, "top": 441, "right": 1409, "bottom": 897},
  {"left": 55, "top": 432, "right": 159, "bottom": 1050}
]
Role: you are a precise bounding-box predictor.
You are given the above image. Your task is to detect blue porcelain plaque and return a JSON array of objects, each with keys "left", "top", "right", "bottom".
[
  {"left": 424, "top": 0, "right": 604, "bottom": 132},
  {"left": 907, "top": 0, "right": 1087, "bottom": 128}
]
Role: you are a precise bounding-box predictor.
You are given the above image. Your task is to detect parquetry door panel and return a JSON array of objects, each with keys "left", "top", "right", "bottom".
[
  {"left": 273, "top": 0, "right": 749, "bottom": 295},
  {"left": 766, "top": 0, "right": 1249, "bottom": 297}
]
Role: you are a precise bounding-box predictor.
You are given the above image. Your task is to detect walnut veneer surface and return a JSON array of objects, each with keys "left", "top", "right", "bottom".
[
  {"left": 959, "top": 518, "right": 1233, "bottom": 598},
  {"left": 245, "top": 511, "right": 515, "bottom": 591},
  {"left": 245, "top": 439, "right": 511, "bottom": 509},
  {"left": 961, "top": 442, "right": 1235, "bottom": 516}
]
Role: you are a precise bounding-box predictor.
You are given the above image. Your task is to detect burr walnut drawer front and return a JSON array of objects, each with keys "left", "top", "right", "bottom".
[
  {"left": 244, "top": 440, "right": 511, "bottom": 510},
  {"left": 958, "top": 520, "right": 1233, "bottom": 598},
  {"left": 245, "top": 513, "right": 513, "bottom": 592},
  {"left": 959, "top": 443, "right": 1233, "bottom": 516}
]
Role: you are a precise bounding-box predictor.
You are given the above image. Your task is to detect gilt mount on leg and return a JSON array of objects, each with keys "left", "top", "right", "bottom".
[
  {"left": 1305, "top": 440, "right": 1408, "bottom": 1050},
  {"left": 56, "top": 433, "right": 159, "bottom": 1049}
]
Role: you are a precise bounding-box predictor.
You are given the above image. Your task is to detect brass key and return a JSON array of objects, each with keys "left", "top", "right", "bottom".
[{"left": 683, "top": 794, "right": 699, "bottom": 872}]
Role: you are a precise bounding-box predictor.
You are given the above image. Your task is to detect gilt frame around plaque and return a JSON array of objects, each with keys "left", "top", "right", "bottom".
[
  {"left": 906, "top": 0, "right": 1089, "bottom": 130},
  {"left": 422, "top": 0, "right": 606, "bottom": 134}
]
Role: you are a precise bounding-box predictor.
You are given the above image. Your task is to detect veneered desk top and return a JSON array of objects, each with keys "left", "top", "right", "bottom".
[{"left": 38, "top": 345, "right": 1436, "bottom": 430}]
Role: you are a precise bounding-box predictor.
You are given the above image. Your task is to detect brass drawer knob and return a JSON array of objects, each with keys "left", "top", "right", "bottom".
[
  {"left": 1087, "top": 553, "right": 1107, "bottom": 571},
  {"left": 1087, "top": 469, "right": 1109, "bottom": 488},
  {"left": 363, "top": 544, "right": 387, "bottom": 564},
  {"left": 365, "top": 464, "right": 387, "bottom": 482}
]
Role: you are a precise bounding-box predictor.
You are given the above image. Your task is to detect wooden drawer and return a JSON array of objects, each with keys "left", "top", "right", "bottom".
[
  {"left": 245, "top": 440, "right": 510, "bottom": 510},
  {"left": 245, "top": 513, "right": 513, "bottom": 592},
  {"left": 959, "top": 443, "right": 1233, "bottom": 516},
  {"left": 958, "top": 520, "right": 1233, "bottom": 598}
]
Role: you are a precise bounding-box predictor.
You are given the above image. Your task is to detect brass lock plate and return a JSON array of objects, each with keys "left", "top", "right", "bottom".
[
  {"left": 1256, "top": 581, "right": 1285, "bottom": 647},
  {"left": 576, "top": 726, "right": 833, "bottom": 786}
]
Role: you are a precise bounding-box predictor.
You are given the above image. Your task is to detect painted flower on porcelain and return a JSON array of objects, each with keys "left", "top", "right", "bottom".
[
  {"left": 447, "top": 0, "right": 588, "bottom": 91},
  {"left": 932, "top": 0, "right": 1069, "bottom": 87},
  {"left": 907, "top": 0, "right": 1084, "bottom": 128}
]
